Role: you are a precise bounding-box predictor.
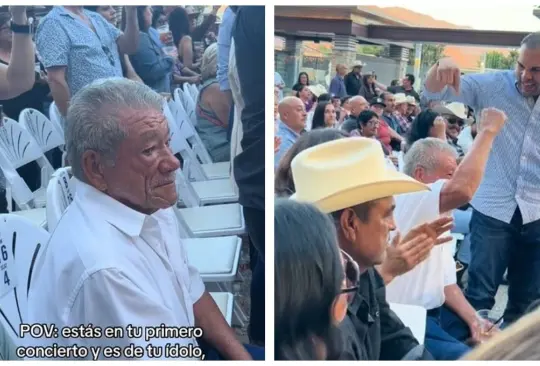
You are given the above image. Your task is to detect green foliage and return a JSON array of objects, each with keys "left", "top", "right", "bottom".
[
  {"left": 485, "top": 50, "right": 518, "bottom": 70},
  {"left": 420, "top": 44, "right": 446, "bottom": 66},
  {"left": 357, "top": 45, "right": 384, "bottom": 57}
]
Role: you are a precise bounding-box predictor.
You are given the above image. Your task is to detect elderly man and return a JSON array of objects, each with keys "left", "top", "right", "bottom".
[
  {"left": 26, "top": 79, "right": 262, "bottom": 360},
  {"left": 329, "top": 64, "right": 348, "bottom": 98},
  {"left": 340, "top": 96, "right": 369, "bottom": 133},
  {"left": 423, "top": 32, "right": 540, "bottom": 325},
  {"left": 433, "top": 102, "right": 468, "bottom": 158},
  {"left": 291, "top": 137, "right": 454, "bottom": 360},
  {"left": 36, "top": 6, "right": 139, "bottom": 117},
  {"left": 274, "top": 96, "right": 306, "bottom": 168},
  {"left": 386, "top": 107, "right": 506, "bottom": 360},
  {"left": 393, "top": 93, "right": 411, "bottom": 135}
]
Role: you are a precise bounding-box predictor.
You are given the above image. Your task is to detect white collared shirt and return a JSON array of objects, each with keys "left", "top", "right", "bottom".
[
  {"left": 26, "top": 180, "right": 205, "bottom": 360},
  {"left": 385, "top": 179, "right": 456, "bottom": 310}
]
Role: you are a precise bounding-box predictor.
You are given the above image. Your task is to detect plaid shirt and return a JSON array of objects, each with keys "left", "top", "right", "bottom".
[{"left": 394, "top": 112, "right": 410, "bottom": 135}]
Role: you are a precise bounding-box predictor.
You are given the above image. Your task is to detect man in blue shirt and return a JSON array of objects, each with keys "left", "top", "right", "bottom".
[
  {"left": 275, "top": 96, "right": 306, "bottom": 169},
  {"left": 36, "top": 6, "right": 139, "bottom": 117},
  {"left": 423, "top": 32, "right": 540, "bottom": 326},
  {"left": 329, "top": 64, "right": 348, "bottom": 98}
]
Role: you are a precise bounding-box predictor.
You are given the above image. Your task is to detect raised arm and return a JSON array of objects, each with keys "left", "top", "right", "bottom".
[
  {"left": 0, "top": 7, "right": 35, "bottom": 99},
  {"left": 116, "top": 6, "right": 139, "bottom": 55},
  {"left": 439, "top": 108, "right": 507, "bottom": 213}
]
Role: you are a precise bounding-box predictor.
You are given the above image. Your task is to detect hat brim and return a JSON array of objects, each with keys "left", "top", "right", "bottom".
[
  {"left": 290, "top": 170, "right": 429, "bottom": 214},
  {"left": 371, "top": 103, "right": 386, "bottom": 108},
  {"left": 433, "top": 105, "right": 467, "bottom": 120}
]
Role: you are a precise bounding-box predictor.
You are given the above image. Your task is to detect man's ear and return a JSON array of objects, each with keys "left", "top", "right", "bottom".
[
  {"left": 81, "top": 150, "right": 108, "bottom": 191},
  {"left": 339, "top": 208, "right": 357, "bottom": 243},
  {"left": 413, "top": 165, "right": 424, "bottom": 182}
]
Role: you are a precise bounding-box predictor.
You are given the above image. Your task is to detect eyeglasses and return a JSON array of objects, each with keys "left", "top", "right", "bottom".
[
  {"left": 445, "top": 116, "right": 464, "bottom": 127},
  {"left": 340, "top": 249, "right": 360, "bottom": 303}
]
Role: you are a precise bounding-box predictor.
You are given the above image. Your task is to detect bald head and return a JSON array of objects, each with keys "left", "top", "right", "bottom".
[
  {"left": 278, "top": 97, "right": 307, "bottom": 133},
  {"left": 349, "top": 96, "right": 369, "bottom": 117},
  {"left": 336, "top": 64, "right": 347, "bottom": 76}
]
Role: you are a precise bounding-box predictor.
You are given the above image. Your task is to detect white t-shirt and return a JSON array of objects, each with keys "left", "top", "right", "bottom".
[{"left": 386, "top": 179, "right": 457, "bottom": 310}]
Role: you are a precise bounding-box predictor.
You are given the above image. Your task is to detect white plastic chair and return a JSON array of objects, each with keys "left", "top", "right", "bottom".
[
  {"left": 389, "top": 302, "right": 427, "bottom": 344},
  {"left": 19, "top": 108, "right": 66, "bottom": 167},
  {"left": 48, "top": 102, "right": 65, "bottom": 136},
  {"left": 0, "top": 214, "right": 49, "bottom": 345},
  {"left": 188, "top": 83, "right": 199, "bottom": 102},
  {"left": 176, "top": 168, "right": 238, "bottom": 206},
  {"left": 209, "top": 292, "right": 233, "bottom": 326},
  {"left": 168, "top": 97, "right": 231, "bottom": 180},
  {"left": 45, "top": 167, "right": 74, "bottom": 232},
  {"left": 176, "top": 87, "right": 197, "bottom": 127}
]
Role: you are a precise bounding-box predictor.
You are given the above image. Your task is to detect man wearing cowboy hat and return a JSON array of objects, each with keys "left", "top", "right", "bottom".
[
  {"left": 393, "top": 93, "right": 411, "bottom": 135},
  {"left": 433, "top": 102, "right": 470, "bottom": 158},
  {"left": 290, "top": 137, "right": 455, "bottom": 360},
  {"left": 386, "top": 107, "right": 506, "bottom": 359},
  {"left": 406, "top": 96, "right": 418, "bottom": 123},
  {"left": 345, "top": 62, "right": 365, "bottom": 96}
]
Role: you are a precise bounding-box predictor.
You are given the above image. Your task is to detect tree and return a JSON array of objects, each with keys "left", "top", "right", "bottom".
[
  {"left": 421, "top": 44, "right": 446, "bottom": 67},
  {"left": 357, "top": 45, "right": 384, "bottom": 57},
  {"left": 485, "top": 50, "right": 518, "bottom": 70}
]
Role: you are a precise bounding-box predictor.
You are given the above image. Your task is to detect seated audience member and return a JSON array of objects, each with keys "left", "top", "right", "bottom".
[
  {"left": 357, "top": 110, "right": 380, "bottom": 139},
  {"left": 369, "top": 97, "right": 393, "bottom": 155},
  {"left": 406, "top": 109, "right": 446, "bottom": 151},
  {"left": 296, "top": 85, "right": 314, "bottom": 113},
  {"left": 129, "top": 6, "right": 173, "bottom": 93},
  {"left": 195, "top": 43, "right": 231, "bottom": 162},
  {"left": 311, "top": 101, "right": 337, "bottom": 129},
  {"left": 275, "top": 129, "right": 348, "bottom": 197},
  {"left": 275, "top": 199, "right": 357, "bottom": 360},
  {"left": 292, "top": 71, "right": 309, "bottom": 92},
  {"left": 84, "top": 6, "right": 142, "bottom": 84},
  {"left": 393, "top": 93, "right": 411, "bottom": 135},
  {"left": 26, "top": 78, "right": 262, "bottom": 360},
  {"left": 274, "top": 96, "right": 307, "bottom": 168},
  {"left": 359, "top": 73, "right": 378, "bottom": 101},
  {"left": 464, "top": 309, "right": 540, "bottom": 360},
  {"left": 386, "top": 108, "right": 506, "bottom": 360},
  {"left": 433, "top": 102, "right": 469, "bottom": 158},
  {"left": 406, "top": 96, "right": 418, "bottom": 123},
  {"left": 290, "top": 137, "right": 453, "bottom": 360},
  {"left": 340, "top": 96, "right": 369, "bottom": 134}
]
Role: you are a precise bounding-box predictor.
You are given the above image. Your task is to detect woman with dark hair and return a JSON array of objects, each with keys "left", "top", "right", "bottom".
[
  {"left": 357, "top": 110, "right": 380, "bottom": 138},
  {"left": 296, "top": 85, "right": 314, "bottom": 113},
  {"left": 292, "top": 72, "right": 309, "bottom": 92},
  {"left": 311, "top": 102, "right": 336, "bottom": 130},
  {"left": 128, "top": 6, "right": 174, "bottom": 93},
  {"left": 275, "top": 199, "right": 359, "bottom": 360},
  {"left": 406, "top": 109, "right": 446, "bottom": 150},
  {"left": 359, "top": 74, "right": 378, "bottom": 101},
  {"left": 85, "top": 6, "right": 142, "bottom": 83},
  {"left": 168, "top": 6, "right": 197, "bottom": 70},
  {"left": 275, "top": 129, "right": 348, "bottom": 197}
]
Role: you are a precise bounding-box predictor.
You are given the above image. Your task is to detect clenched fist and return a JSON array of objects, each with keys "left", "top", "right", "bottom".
[
  {"left": 479, "top": 108, "right": 507, "bottom": 135},
  {"left": 435, "top": 57, "right": 461, "bottom": 94}
]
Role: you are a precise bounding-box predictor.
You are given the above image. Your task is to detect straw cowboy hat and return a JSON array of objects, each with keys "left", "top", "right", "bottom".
[
  {"left": 290, "top": 138, "right": 429, "bottom": 213},
  {"left": 406, "top": 96, "right": 417, "bottom": 106},
  {"left": 433, "top": 102, "right": 468, "bottom": 120},
  {"left": 394, "top": 93, "right": 408, "bottom": 105}
]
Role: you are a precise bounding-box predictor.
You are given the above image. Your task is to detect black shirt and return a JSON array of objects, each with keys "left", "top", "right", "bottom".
[
  {"left": 345, "top": 72, "right": 362, "bottom": 96},
  {"left": 232, "top": 6, "right": 265, "bottom": 210},
  {"left": 338, "top": 268, "right": 422, "bottom": 360}
]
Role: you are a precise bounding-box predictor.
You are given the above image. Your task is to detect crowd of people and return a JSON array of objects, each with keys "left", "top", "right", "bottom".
[
  {"left": 0, "top": 5, "right": 265, "bottom": 360},
  {"left": 274, "top": 32, "right": 540, "bottom": 360}
]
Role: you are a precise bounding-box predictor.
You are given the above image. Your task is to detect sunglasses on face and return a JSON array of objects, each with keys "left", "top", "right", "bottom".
[
  {"left": 445, "top": 117, "right": 464, "bottom": 127},
  {"left": 340, "top": 249, "right": 360, "bottom": 303}
]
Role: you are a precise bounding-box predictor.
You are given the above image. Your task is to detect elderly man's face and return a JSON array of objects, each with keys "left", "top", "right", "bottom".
[
  {"left": 102, "top": 109, "right": 180, "bottom": 214},
  {"left": 338, "top": 197, "right": 396, "bottom": 271},
  {"left": 414, "top": 151, "right": 457, "bottom": 184}
]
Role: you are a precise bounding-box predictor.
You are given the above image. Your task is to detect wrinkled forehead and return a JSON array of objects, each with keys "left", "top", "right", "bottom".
[{"left": 118, "top": 108, "right": 168, "bottom": 136}]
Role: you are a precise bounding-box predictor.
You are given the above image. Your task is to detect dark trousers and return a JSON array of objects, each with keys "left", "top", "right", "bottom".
[
  {"left": 425, "top": 307, "right": 470, "bottom": 360},
  {"left": 465, "top": 208, "right": 540, "bottom": 324},
  {"left": 243, "top": 206, "right": 265, "bottom": 346}
]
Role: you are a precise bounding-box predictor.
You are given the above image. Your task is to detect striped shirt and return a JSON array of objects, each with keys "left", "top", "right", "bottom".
[{"left": 423, "top": 71, "right": 540, "bottom": 224}]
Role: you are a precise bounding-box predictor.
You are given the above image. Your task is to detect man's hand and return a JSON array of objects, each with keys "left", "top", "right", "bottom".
[
  {"left": 468, "top": 319, "right": 500, "bottom": 345},
  {"left": 479, "top": 108, "right": 507, "bottom": 135},
  {"left": 433, "top": 116, "right": 447, "bottom": 140},
  {"left": 436, "top": 57, "right": 461, "bottom": 94},
  {"left": 9, "top": 6, "right": 27, "bottom": 24},
  {"left": 401, "top": 216, "right": 454, "bottom": 246}
]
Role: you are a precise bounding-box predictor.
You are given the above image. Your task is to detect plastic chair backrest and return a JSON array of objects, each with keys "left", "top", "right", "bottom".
[
  {"left": 0, "top": 214, "right": 49, "bottom": 343},
  {"left": 19, "top": 109, "right": 65, "bottom": 153},
  {"left": 0, "top": 117, "right": 49, "bottom": 170},
  {"left": 188, "top": 83, "right": 199, "bottom": 101},
  {"left": 46, "top": 167, "right": 74, "bottom": 232},
  {"left": 176, "top": 87, "right": 197, "bottom": 127},
  {"left": 48, "top": 102, "right": 65, "bottom": 135}
]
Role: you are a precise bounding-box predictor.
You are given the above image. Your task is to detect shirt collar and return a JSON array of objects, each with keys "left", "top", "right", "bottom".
[{"left": 74, "top": 179, "right": 148, "bottom": 237}]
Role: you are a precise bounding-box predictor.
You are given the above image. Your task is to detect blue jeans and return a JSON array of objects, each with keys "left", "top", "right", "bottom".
[
  {"left": 465, "top": 208, "right": 540, "bottom": 324},
  {"left": 203, "top": 344, "right": 264, "bottom": 360},
  {"left": 425, "top": 307, "right": 470, "bottom": 360}
]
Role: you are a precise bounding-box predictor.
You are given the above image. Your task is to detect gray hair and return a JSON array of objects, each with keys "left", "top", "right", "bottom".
[
  {"left": 521, "top": 32, "right": 540, "bottom": 49},
  {"left": 65, "top": 78, "right": 164, "bottom": 182},
  {"left": 403, "top": 137, "right": 457, "bottom": 177},
  {"left": 200, "top": 43, "right": 218, "bottom": 81}
]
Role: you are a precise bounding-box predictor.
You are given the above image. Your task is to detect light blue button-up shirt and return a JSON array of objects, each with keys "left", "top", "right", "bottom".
[
  {"left": 275, "top": 120, "right": 301, "bottom": 169},
  {"left": 423, "top": 71, "right": 540, "bottom": 224},
  {"left": 217, "top": 7, "right": 236, "bottom": 92}
]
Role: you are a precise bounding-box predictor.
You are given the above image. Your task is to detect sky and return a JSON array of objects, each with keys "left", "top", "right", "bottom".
[{"left": 399, "top": 4, "right": 540, "bottom": 32}]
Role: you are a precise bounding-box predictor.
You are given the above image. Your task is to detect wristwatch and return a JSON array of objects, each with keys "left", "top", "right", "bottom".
[{"left": 10, "top": 22, "right": 32, "bottom": 34}]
